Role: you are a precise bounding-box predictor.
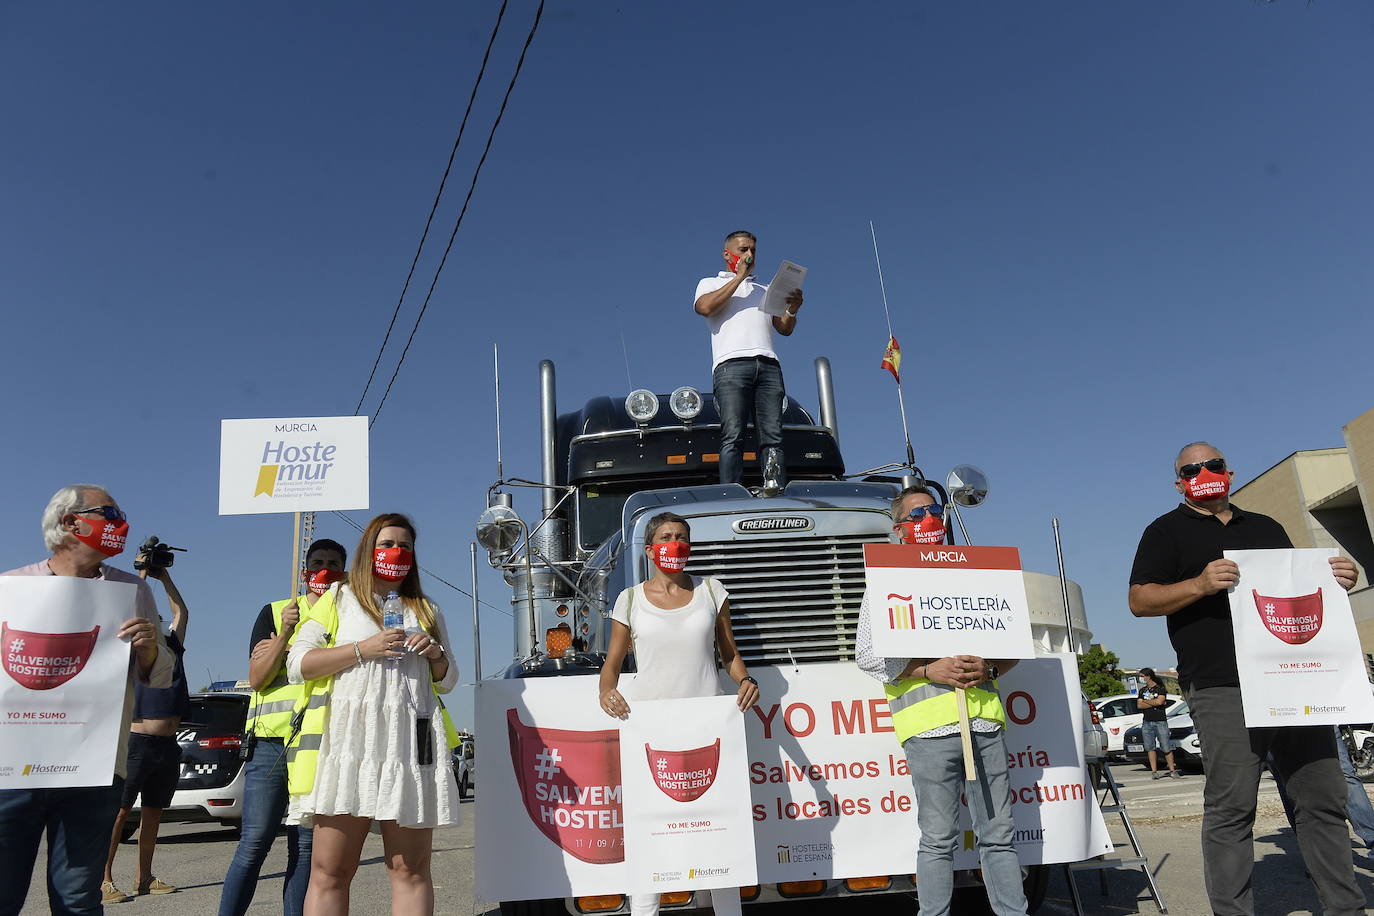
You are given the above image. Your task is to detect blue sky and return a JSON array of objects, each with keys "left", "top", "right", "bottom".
[{"left": 3, "top": 2, "right": 1371, "bottom": 726}]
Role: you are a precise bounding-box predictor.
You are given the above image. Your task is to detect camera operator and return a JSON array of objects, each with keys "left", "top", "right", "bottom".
[{"left": 102, "top": 537, "right": 189, "bottom": 903}]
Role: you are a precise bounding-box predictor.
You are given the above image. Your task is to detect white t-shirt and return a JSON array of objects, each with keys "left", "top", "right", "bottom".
[
  {"left": 611, "top": 576, "right": 728, "bottom": 701},
  {"left": 695, "top": 272, "right": 777, "bottom": 370}
]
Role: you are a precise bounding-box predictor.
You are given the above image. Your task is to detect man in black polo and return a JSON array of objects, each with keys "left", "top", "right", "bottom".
[{"left": 1129, "top": 441, "right": 1364, "bottom": 916}]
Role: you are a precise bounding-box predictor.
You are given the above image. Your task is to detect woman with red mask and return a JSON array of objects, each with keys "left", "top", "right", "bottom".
[
  {"left": 286, "top": 513, "right": 459, "bottom": 916},
  {"left": 598, "top": 511, "right": 759, "bottom": 916}
]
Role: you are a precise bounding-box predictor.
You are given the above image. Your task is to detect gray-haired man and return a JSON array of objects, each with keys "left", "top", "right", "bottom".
[{"left": 0, "top": 484, "right": 172, "bottom": 915}]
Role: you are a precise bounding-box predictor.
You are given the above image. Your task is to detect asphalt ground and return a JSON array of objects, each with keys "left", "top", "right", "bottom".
[{"left": 19, "top": 765, "right": 1374, "bottom": 915}]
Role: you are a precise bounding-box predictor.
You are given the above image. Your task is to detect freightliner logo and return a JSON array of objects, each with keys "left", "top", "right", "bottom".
[{"left": 732, "top": 516, "right": 813, "bottom": 534}]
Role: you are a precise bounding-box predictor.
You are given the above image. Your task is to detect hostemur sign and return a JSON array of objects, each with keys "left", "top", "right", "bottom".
[{"left": 218, "top": 415, "right": 370, "bottom": 516}]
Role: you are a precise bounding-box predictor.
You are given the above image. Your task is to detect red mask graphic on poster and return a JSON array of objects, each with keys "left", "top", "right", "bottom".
[
  {"left": 645, "top": 738, "right": 721, "bottom": 803},
  {"left": 1253, "top": 589, "right": 1324, "bottom": 645},
  {"left": 2, "top": 622, "right": 101, "bottom": 690},
  {"left": 506, "top": 708, "right": 625, "bottom": 864}
]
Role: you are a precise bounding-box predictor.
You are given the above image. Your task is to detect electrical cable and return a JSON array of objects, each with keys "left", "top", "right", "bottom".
[
  {"left": 354, "top": 0, "right": 512, "bottom": 416},
  {"left": 368, "top": 0, "right": 545, "bottom": 428}
]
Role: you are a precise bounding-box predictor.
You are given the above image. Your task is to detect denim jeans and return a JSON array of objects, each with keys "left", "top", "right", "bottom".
[
  {"left": 218, "top": 738, "right": 312, "bottom": 916},
  {"left": 1141, "top": 720, "right": 1173, "bottom": 753},
  {"left": 905, "top": 730, "right": 1028, "bottom": 916},
  {"left": 0, "top": 779, "right": 122, "bottom": 916},
  {"left": 1335, "top": 728, "right": 1374, "bottom": 849},
  {"left": 712, "top": 356, "right": 785, "bottom": 487},
  {"left": 1187, "top": 685, "right": 1362, "bottom": 916}
]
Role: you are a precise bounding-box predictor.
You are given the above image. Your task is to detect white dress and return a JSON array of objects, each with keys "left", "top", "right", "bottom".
[{"left": 286, "top": 584, "right": 460, "bottom": 829}]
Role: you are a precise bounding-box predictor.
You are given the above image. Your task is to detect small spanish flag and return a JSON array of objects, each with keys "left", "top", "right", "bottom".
[{"left": 881, "top": 336, "right": 901, "bottom": 383}]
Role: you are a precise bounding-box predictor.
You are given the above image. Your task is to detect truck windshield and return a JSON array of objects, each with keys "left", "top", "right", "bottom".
[{"left": 577, "top": 485, "right": 636, "bottom": 550}]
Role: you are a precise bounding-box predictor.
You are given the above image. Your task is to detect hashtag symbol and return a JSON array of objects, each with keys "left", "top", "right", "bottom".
[
  {"left": 1265, "top": 603, "right": 1276, "bottom": 613},
  {"left": 534, "top": 747, "right": 563, "bottom": 780},
  {"left": 8, "top": 639, "right": 23, "bottom": 652},
  {"left": 656, "top": 757, "right": 668, "bottom": 771}
]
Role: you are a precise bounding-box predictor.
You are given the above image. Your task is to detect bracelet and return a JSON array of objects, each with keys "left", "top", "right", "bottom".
[
  {"left": 429, "top": 643, "right": 446, "bottom": 661},
  {"left": 352, "top": 642, "right": 364, "bottom": 666},
  {"left": 785, "top": 308, "right": 799, "bottom": 318},
  {"left": 741, "top": 675, "right": 758, "bottom": 687}
]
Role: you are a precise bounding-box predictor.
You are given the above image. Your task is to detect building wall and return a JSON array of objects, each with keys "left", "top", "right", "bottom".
[
  {"left": 1233, "top": 454, "right": 1313, "bottom": 547},
  {"left": 1345, "top": 408, "right": 1374, "bottom": 550}
]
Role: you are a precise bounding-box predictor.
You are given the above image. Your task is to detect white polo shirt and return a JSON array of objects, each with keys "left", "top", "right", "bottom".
[{"left": 695, "top": 272, "right": 778, "bottom": 370}]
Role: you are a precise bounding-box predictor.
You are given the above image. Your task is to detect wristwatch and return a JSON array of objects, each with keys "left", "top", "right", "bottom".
[
  {"left": 987, "top": 664, "right": 1000, "bottom": 681},
  {"left": 741, "top": 675, "right": 758, "bottom": 687}
]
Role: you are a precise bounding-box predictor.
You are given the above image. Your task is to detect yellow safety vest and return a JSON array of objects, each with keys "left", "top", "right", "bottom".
[
  {"left": 286, "top": 589, "right": 461, "bottom": 796},
  {"left": 245, "top": 598, "right": 307, "bottom": 740},
  {"left": 885, "top": 676, "right": 1006, "bottom": 744}
]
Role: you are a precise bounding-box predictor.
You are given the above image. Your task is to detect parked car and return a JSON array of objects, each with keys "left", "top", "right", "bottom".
[
  {"left": 453, "top": 735, "right": 475, "bottom": 799},
  {"left": 1083, "top": 695, "right": 1108, "bottom": 761},
  {"left": 1094, "top": 692, "right": 1186, "bottom": 760},
  {"left": 1122, "top": 702, "right": 1203, "bottom": 771},
  {"left": 123, "top": 689, "right": 250, "bottom": 840}
]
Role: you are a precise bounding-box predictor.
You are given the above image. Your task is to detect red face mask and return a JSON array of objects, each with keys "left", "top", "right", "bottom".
[
  {"left": 373, "top": 547, "right": 414, "bottom": 582},
  {"left": 898, "top": 514, "right": 946, "bottom": 545},
  {"left": 1182, "top": 467, "right": 1230, "bottom": 501},
  {"left": 72, "top": 517, "right": 129, "bottom": 557},
  {"left": 725, "top": 252, "right": 753, "bottom": 274},
  {"left": 652, "top": 541, "right": 691, "bottom": 573},
  {"left": 303, "top": 567, "right": 344, "bottom": 596}
]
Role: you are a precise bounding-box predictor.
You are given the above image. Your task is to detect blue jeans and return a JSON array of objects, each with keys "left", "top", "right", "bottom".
[
  {"left": 905, "top": 730, "right": 1028, "bottom": 916},
  {"left": 712, "top": 356, "right": 785, "bottom": 487},
  {"left": 218, "top": 738, "right": 312, "bottom": 916},
  {"left": 0, "top": 779, "right": 123, "bottom": 916},
  {"left": 1336, "top": 728, "right": 1374, "bottom": 849},
  {"left": 1141, "top": 720, "right": 1173, "bottom": 753}
]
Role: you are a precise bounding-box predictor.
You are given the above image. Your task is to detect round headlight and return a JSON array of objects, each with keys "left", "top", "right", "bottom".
[
  {"left": 669, "top": 386, "right": 703, "bottom": 420},
  {"left": 625, "top": 389, "right": 659, "bottom": 423}
]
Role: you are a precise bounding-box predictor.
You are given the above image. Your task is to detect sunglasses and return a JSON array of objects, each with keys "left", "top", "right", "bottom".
[
  {"left": 1177, "top": 458, "right": 1226, "bottom": 480},
  {"left": 905, "top": 504, "right": 945, "bottom": 521},
  {"left": 75, "top": 505, "right": 127, "bottom": 522}
]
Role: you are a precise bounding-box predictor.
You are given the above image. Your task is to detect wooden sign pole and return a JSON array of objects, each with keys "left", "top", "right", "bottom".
[{"left": 956, "top": 687, "right": 977, "bottom": 780}]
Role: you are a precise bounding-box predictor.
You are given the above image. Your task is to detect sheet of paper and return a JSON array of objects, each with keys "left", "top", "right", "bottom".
[{"left": 760, "top": 261, "right": 806, "bottom": 317}]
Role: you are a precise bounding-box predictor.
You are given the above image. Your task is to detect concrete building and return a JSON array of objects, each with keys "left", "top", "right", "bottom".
[{"left": 1231, "top": 406, "right": 1374, "bottom": 663}]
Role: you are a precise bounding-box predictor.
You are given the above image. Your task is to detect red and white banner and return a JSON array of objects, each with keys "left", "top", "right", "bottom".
[
  {"left": 0, "top": 577, "right": 135, "bottom": 787},
  {"left": 619, "top": 696, "right": 757, "bottom": 894},
  {"left": 475, "top": 656, "right": 1109, "bottom": 903},
  {"left": 863, "top": 544, "right": 1036, "bottom": 660},
  {"left": 1227, "top": 548, "right": 1374, "bottom": 727}
]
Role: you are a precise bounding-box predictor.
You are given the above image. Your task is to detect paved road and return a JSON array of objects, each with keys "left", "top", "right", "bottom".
[{"left": 20, "top": 766, "right": 1374, "bottom": 914}]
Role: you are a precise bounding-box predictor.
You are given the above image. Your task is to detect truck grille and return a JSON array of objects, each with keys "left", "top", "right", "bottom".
[{"left": 686, "top": 533, "right": 885, "bottom": 665}]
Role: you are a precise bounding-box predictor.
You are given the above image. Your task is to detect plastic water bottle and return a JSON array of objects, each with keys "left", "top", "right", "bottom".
[{"left": 382, "top": 591, "right": 405, "bottom": 668}]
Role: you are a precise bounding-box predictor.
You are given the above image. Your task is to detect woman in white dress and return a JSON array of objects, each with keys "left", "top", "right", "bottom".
[
  {"left": 287, "top": 513, "right": 459, "bottom": 916},
  {"left": 598, "top": 511, "right": 760, "bottom": 916}
]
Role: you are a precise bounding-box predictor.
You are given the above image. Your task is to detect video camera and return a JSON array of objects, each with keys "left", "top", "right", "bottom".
[{"left": 133, "top": 536, "right": 186, "bottom": 571}]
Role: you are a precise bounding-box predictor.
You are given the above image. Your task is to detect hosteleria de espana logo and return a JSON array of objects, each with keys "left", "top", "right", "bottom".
[
  {"left": 1253, "top": 588, "right": 1324, "bottom": 646},
  {"left": 646, "top": 738, "right": 721, "bottom": 803},
  {"left": 506, "top": 708, "right": 625, "bottom": 864},
  {"left": 3, "top": 622, "right": 100, "bottom": 690}
]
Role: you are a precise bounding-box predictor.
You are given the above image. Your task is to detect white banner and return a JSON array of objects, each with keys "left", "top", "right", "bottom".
[
  {"left": 620, "top": 696, "right": 757, "bottom": 894},
  {"left": 864, "top": 544, "right": 1036, "bottom": 660},
  {"left": 475, "top": 656, "right": 1109, "bottom": 903},
  {"left": 0, "top": 577, "right": 135, "bottom": 787},
  {"left": 218, "top": 415, "right": 369, "bottom": 515},
  {"left": 1227, "top": 548, "right": 1374, "bottom": 727}
]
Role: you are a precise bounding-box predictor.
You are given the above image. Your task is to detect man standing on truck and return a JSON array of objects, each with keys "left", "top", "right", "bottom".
[
  {"left": 857, "top": 484, "right": 1028, "bottom": 916},
  {"left": 693, "top": 229, "right": 802, "bottom": 492},
  {"left": 1129, "top": 441, "right": 1364, "bottom": 916}
]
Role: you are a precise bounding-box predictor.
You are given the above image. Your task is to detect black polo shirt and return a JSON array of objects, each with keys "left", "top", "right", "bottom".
[{"left": 1129, "top": 503, "right": 1292, "bottom": 690}]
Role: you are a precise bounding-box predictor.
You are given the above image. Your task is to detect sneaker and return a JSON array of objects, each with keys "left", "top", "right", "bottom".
[
  {"left": 1151, "top": 771, "right": 1165, "bottom": 780},
  {"left": 1169, "top": 769, "right": 1182, "bottom": 778},
  {"left": 137, "top": 877, "right": 177, "bottom": 896},
  {"left": 101, "top": 882, "right": 131, "bottom": 905}
]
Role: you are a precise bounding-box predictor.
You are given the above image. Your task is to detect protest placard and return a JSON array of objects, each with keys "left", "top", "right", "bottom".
[
  {"left": 0, "top": 576, "right": 134, "bottom": 787},
  {"left": 474, "top": 657, "right": 1108, "bottom": 902},
  {"left": 619, "top": 695, "right": 756, "bottom": 894},
  {"left": 1227, "top": 547, "right": 1374, "bottom": 727},
  {"left": 863, "top": 544, "right": 1036, "bottom": 660},
  {"left": 218, "top": 415, "right": 369, "bottom": 515}
]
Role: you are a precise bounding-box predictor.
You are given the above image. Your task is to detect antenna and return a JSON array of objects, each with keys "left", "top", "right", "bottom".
[
  {"left": 870, "top": 221, "right": 916, "bottom": 469},
  {"left": 616, "top": 306, "right": 633, "bottom": 390},
  {"left": 493, "top": 343, "right": 504, "bottom": 483}
]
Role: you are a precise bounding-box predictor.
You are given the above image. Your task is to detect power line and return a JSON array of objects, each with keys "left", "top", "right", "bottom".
[
  {"left": 354, "top": 0, "right": 512, "bottom": 417},
  {"left": 330, "top": 510, "right": 513, "bottom": 618},
  {"left": 368, "top": 0, "right": 545, "bottom": 428}
]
